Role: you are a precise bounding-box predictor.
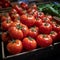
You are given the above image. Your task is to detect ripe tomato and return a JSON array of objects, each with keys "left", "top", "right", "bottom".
[
  {"left": 1, "top": 32, "right": 11, "bottom": 43},
  {"left": 1, "top": 19, "right": 13, "bottom": 31},
  {"left": 7, "top": 39, "right": 23, "bottom": 54},
  {"left": 38, "top": 12, "right": 45, "bottom": 19},
  {"left": 29, "top": 3, "right": 37, "bottom": 10},
  {"left": 36, "top": 34, "right": 52, "bottom": 47},
  {"left": 28, "top": 9, "right": 38, "bottom": 18},
  {"left": 9, "top": 8, "right": 17, "bottom": 16},
  {"left": 39, "top": 23, "right": 52, "bottom": 34},
  {"left": 46, "top": 15, "right": 53, "bottom": 21},
  {"left": 20, "top": 2, "right": 28, "bottom": 10},
  {"left": 8, "top": 23, "right": 29, "bottom": 39},
  {"left": 35, "top": 18, "right": 43, "bottom": 27},
  {"left": 42, "top": 17, "right": 51, "bottom": 23},
  {"left": 10, "top": 13, "right": 20, "bottom": 21},
  {"left": 20, "top": 14, "right": 36, "bottom": 27},
  {"left": 1, "top": 13, "right": 11, "bottom": 22},
  {"left": 22, "top": 36, "right": 37, "bottom": 50},
  {"left": 58, "top": 32, "right": 60, "bottom": 40},
  {"left": 13, "top": 4, "right": 23, "bottom": 15},
  {"left": 28, "top": 26, "right": 39, "bottom": 38},
  {"left": 52, "top": 23, "right": 60, "bottom": 33},
  {"left": 50, "top": 31, "right": 58, "bottom": 42}
]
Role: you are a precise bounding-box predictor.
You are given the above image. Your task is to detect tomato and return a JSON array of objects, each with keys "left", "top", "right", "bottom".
[
  {"left": 9, "top": 8, "right": 17, "bottom": 16},
  {"left": 36, "top": 34, "right": 52, "bottom": 47},
  {"left": 1, "top": 13, "right": 11, "bottom": 22},
  {"left": 1, "top": 19, "right": 13, "bottom": 31},
  {"left": 22, "top": 36, "right": 37, "bottom": 50},
  {"left": 8, "top": 23, "right": 29, "bottom": 39},
  {"left": 46, "top": 15, "right": 53, "bottom": 21},
  {"left": 29, "top": 3, "right": 37, "bottom": 10},
  {"left": 1, "top": 32, "right": 11, "bottom": 43},
  {"left": 20, "top": 2, "right": 28, "bottom": 10},
  {"left": 7, "top": 39, "right": 23, "bottom": 54},
  {"left": 58, "top": 32, "right": 60, "bottom": 40},
  {"left": 13, "top": 4, "right": 23, "bottom": 15},
  {"left": 10, "top": 13, "right": 20, "bottom": 21},
  {"left": 4, "top": 1, "right": 10, "bottom": 8},
  {"left": 38, "top": 12, "right": 45, "bottom": 19},
  {"left": 52, "top": 23, "right": 60, "bottom": 33},
  {"left": 20, "top": 14, "right": 36, "bottom": 27},
  {"left": 39, "top": 23, "right": 52, "bottom": 34},
  {"left": 28, "top": 26, "right": 39, "bottom": 38},
  {"left": 28, "top": 9, "right": 38, "bottom": 18},
  {"left": 42, "top": 17, "right": 51, "bottom": 23},
  {"left": 50, "top": 31, "right": 58, "bottom": 42},
  {"left": 35, "top": 18, "right": 43, "bottom": 27}
]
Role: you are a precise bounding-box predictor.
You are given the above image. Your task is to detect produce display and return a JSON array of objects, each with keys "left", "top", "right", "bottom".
[
  {"left": 0, "top": 2, "right": 60, "bottom": 55},
  {"left": 0, "top": 0, "right": 11, "bottom": 8}
]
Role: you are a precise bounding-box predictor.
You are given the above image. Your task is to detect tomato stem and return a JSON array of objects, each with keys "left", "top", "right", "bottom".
[{"left": 28, "top": 36, "right": 33, "bottom": 41}]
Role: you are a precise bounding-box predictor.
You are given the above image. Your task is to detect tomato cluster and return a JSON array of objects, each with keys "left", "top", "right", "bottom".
[
  {"left": 0, "top": 0, "right": 11, "bottom": 8},
  {"left": 1, "top": 2, "right": 60, "bottom": 55}
]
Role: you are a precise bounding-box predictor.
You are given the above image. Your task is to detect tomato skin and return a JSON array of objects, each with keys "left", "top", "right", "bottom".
[
  {"left": 36, "top": 34, "right": 52, "bottom": 47},
  {"left": 58, "top": 32, "right": 60, "bottom": 40},
  {"left": 20, "top": 14, "right": 36, "bottom": 27},
  {"left": 38, "top": 12, "right": 45, "bottom": 19},
  {"left": 52, "top": 23, "right": 60, "bottom": 33},
  {"left": 22, "top": 37, "right": 37, "bottom": 50},
  {"left": 1, "top": 13, "right": 11, "bottom": 22},
  {"left": 8, "top": 23, "right": 29, "bottom": 39},
  {"left": 1, "top": 20, "right": 13, "bottom": 31},
  {"left": 49, "top": 31, "right": 58, "bottom": 42},
  {"left": 39, "top": 23, "right": 52, "bottom": 34},
  {"left": 7, "top": 40, "right": 23, "bottom": 54},
  {"left": 10, "top": 13, "right": 20, "bottom": 22},
  {"left": 20, "top": 2, "right": 28, "bottom": 10},
  {"left": 46, "top": 15, "right": 53, "bottom": 21},
  {"left": 35, "top": 18, "right": 43, "bottom": 27},
  {"left": 1, "top": 32, "right": 11, "bottom": 43},
  {"left": 28, "top": 26, "right": 39, "bottom": 38},
  {"left": 42, "top": 17, "right": 51, "bottom": 23}
]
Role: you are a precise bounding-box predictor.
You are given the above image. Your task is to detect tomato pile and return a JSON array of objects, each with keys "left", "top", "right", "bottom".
[
  {"left": 0, "top": 0, "right": 11, "bottom": 8},
  {"left": 0, "top": 2, "right": 60, "bottom": 55}
]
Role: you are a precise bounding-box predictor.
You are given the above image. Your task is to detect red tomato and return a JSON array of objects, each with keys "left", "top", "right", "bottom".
[
  {"left": 28, "top": 26, "right": 39, "bottom": 38},
  {"left": 35, "top": 18, "right": 43, "bottom": 27},
  {"left": 4, "top": 1, "right": 10, "bottom": 8},
  {"left": 20, "top": 2, "right": 28, "bottom": 10},
  {"left": 58, "top": 32, "right": 60, "bottom": 40},
  {"left": 1, "top": 19, "right": 13, "bottom": 31},
  {"left": 1, "top": 13, "right": 11, "bottom": 22},
  {"left": 13, "top": 4, "right": 23, "bottom": 15},
  {"left": 28, "top": 9, "right": 38, "bottom": 18},
  {"left": 52, "top": 23, "right": 60, "bottom": 33},
  {"left": 39, "top": 23, "right": 52, "bottom": 34},
  {"left": 38, "top": 12, "right": 45, "bottom": 19},
  {"left": 46, "top": 15, "right": 53, "bottom": 21},
  {"left": 29, "top": 3, "right": 37, "bottom": 10},
  {"left": 9, "top": 8, "right": 17, "bottom": 16},
  {"left": 10, "top": 13, "right": 20, "bottom": 21},
  {"left": 8, "top": 23, "right": 29, "bottom": 39},
  {"left": 20, "top": 14, "right": 36, "bottom": 27},
  {"left": 1, "top": 32, "right": 11, "bottom": 43},
  {"left": 50, "top": 31, "right": 58, "bottom": 42},
  {"left": 7, "top": 40, "right": 23, "bottom": 54},
  {"left": 42, "top": 17, "right": 51, "bottom": 23},
  {"left": 36, "top": 34, "right": 52, "bottom": 47},
  {"left": 22, "top": 36, "right": 37, "bottom": 50}
]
